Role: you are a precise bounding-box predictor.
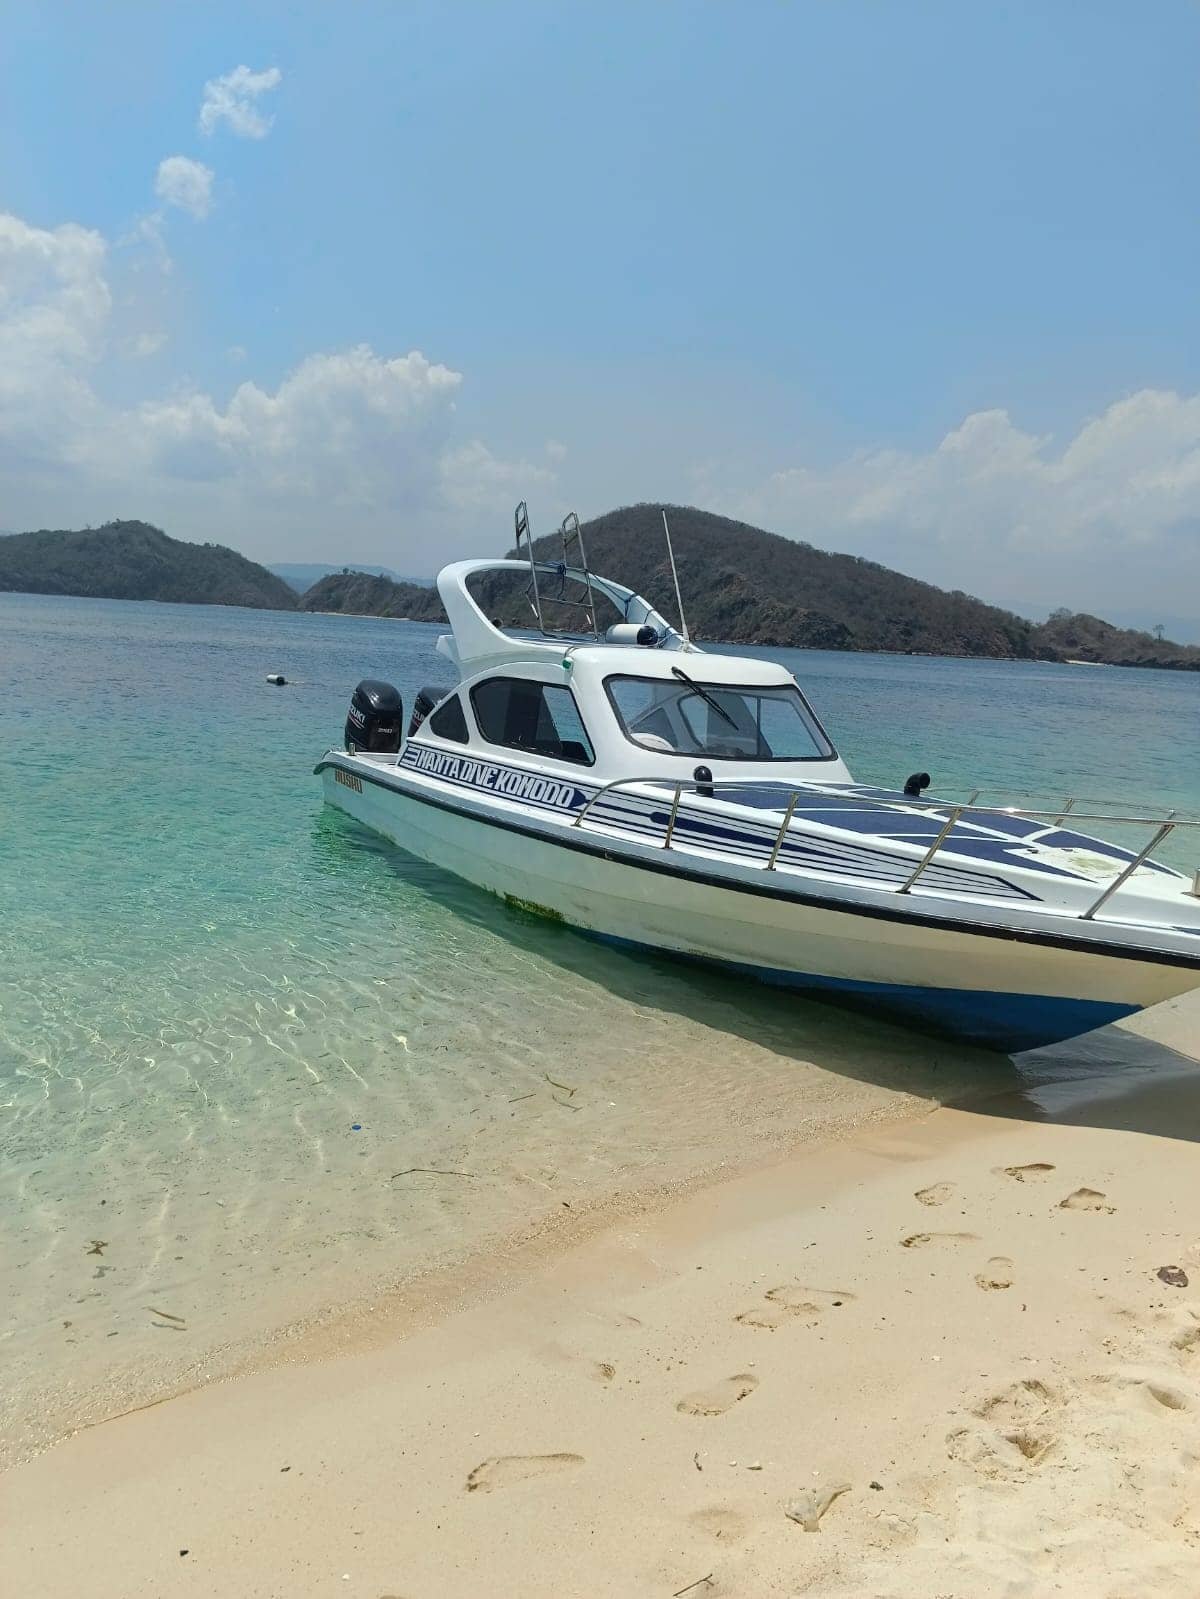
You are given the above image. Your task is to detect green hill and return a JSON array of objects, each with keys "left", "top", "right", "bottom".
[
  {"left": 0, "top": 521, "right": 298, "bottom": 610},
  {"left": 297, "top": 504, "right": 1049, "bottom": 658},
  {"left": 295, "top": 504, "right": 1200, "bottom": 669},
  {"left": 543, "top": 504, "right": 1045, "bottom": 657},
  {"left": 299, "top": 570, "right": 442, "bottom": 619},
  {"left": 1033, "top": 609, "right": 1200, "bottom": 671}
]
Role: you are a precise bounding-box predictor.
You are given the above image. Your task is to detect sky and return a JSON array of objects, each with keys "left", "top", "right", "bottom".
[{"left": 2, "top": 1, "right": 1198, "bottom": 630}]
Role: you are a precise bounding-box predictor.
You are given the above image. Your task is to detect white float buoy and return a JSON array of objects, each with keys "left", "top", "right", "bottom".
[{"left": 266, "top": 673, "right": 288, "bottom": 686}]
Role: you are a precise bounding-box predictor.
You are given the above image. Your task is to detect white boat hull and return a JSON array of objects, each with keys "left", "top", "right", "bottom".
[{"left": 318, "top": 759, "right": 1199, "bottom": 1053}]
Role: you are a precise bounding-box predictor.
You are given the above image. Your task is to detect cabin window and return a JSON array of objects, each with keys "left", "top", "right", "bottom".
[
  {"left": 605, "top": 675, "right": 835, "bottom": 762},
  {"left": 470, "top": 678, "right": 595, "bottom": 766},
  {"left": 428, "top": 692, "right": 469, "bottom": 743}
]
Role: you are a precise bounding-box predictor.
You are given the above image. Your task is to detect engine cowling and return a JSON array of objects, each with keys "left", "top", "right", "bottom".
[
  {"left": 345, "top": 679, "right": 403, "bottom": 753},
  {"left": 407, "top": 684, "right": 454, "bottom": 737}
]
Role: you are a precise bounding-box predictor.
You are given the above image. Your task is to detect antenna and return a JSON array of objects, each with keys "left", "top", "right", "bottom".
[{"left": 661, "top": 509, "right": 690, "bottom": 645}]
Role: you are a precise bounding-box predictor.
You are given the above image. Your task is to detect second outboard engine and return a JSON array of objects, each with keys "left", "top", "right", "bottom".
[
  {"left": 345, "top": 680, "right": 403, "bottom": 753},
  {"left": 407, "top": 684, "right": 453, "bottom": 737}
]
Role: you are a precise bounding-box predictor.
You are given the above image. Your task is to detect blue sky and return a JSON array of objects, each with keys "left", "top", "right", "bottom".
[{"left": 2, "top": 2, "right": 1198, "bottom": 628}]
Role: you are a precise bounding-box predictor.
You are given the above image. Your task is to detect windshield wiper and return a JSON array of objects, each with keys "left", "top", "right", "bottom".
[{"left": 671, "top": 665, "right": 738, "bottom": 729}]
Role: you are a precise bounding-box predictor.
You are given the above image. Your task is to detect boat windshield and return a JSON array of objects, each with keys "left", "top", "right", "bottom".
[{"left": 604, "top": 674, "right": 835, "bottom": 762}]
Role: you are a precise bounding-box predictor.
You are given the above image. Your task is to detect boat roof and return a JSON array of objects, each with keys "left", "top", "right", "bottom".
[{"left": 435, "top": 557, "right": 729, "bottom": 679}]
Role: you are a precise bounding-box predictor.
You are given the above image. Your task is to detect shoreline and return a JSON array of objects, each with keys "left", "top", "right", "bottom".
[
  {"left": 1, "top": 1035, "right": 975, "bottom": 1474},
  {"left": 5, "top": 999, "right": 1200, "bottom": 1596}
]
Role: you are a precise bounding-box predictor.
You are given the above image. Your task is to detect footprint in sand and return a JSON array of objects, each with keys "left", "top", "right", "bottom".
[
  {"left": 975, "top": 1376, "right": 1060, "bottom": 1426},
  {"left": 953, "top": 1380, "right": 1062, "bottom": 1477},
  {"left": 999, "top": 1163, "right": 1056, "bottom": 1182},
  {"left": 915, "top": 1182, "right": 955, "bottom": 1206},
  {"left": 677, "top": 1373, "right": 759, "bottom": 1416},
  {"left": 947, "top": 1423, "right": 1055, "bottom": 1475},
  {"left": 688, "top": 1505, "right": 749, "bottom": 1542},
  {"left": 1058, "top": 1187, "right": 1114, "bottom": 1213},
  {"left": 466, "top": 1453, "right": 584, "bottom": 1493},
  {"left": 975, "top": 1256, "right": 1015, "bottom": 1291},
  {"left": 901, "top": 1231, "right": 979, "bottom": 1249},
  {"left": 735, "top": 1285, "right": 854, "bottom": 1331},
  {"left": 1091, "top": 1368, "right": 1192, "bottom": 1413},
  {"left": 543, "top": 1342, "right": 616, "bottom": 1384}
]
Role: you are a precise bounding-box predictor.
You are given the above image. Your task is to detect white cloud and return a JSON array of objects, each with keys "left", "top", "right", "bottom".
[
  {"left": 734, "top": 395, "right": 1200, "bottom": 611},
  {"left": 154, "top": 156, "right": 214, "bottom": 220},
  {"left": 131, "top": 331, "right": 167, "bottom": 357},
  {"left": 0, "top": 213, "right": 110, "bottom": 474},
  {"left": 0, "top": 208, "right": 550, "bottom": 557},
  {"left": 5, "top": 200, "right": 1199, "bottom": 609},
  {"left": 124, "top": 346, "right": 464, "bottom": 496},
  {"left": 199, "top": 65, "right": 282, "bottom": 139},
  {"left": 121, "top": 210, "right": 172, "bottom": 273}
]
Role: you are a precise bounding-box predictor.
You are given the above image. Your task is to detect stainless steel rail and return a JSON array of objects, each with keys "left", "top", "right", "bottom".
[{"left": 570, "top": 776, "right": 1200, "bottom": 917}]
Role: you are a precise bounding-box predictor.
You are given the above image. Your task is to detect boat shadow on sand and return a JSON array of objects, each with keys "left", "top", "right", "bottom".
[{"left": 314, "top": 810, "right": 1200, "bottom": 1140}]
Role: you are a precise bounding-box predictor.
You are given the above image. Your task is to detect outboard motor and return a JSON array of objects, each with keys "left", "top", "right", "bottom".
[
  {"left": 345, "top": 680, "right": 403, "bottom": 753},
  {"left": 407, "top": 684, "right": 453, "bottom": 738}
]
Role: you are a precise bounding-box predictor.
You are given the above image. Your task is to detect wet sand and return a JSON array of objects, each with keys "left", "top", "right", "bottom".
[{"left": 4, "top": 995, "right": 1200, "bottom": 1597}]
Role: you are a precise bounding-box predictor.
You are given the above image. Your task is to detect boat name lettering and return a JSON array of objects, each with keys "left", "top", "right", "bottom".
[
  {"left": 406, "top": 745, "right": 582, "bottom": 809},
  {"left": 334, "top": 767, "right": 363, "bottom": 793}
]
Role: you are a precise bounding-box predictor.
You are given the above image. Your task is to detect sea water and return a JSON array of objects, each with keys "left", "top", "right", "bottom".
[{"left": 1, "top": 592, "right": 1196, "bottom": 1461}]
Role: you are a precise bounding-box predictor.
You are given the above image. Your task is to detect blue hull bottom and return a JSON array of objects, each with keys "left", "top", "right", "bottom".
[{"left": 591, "top": 933, "right": 1139, "bottom": 1054}]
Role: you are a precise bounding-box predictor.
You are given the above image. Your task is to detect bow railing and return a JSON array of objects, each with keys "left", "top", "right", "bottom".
[{"left": 571, "top": 776, "right": 1200, "bottom": 920}]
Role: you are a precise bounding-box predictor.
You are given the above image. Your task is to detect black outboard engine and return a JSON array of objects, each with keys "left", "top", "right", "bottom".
[
  {"left": 407, "top": 684, "right": 453, "bottom": 737},
  {"left": 345, "top": 680, "right": 403, "bottom": 753}
]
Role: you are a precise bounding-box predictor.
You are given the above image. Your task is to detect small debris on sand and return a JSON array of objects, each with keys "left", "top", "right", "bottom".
[{"left": 785, "top": 1481, "right": 851, "bottom": 1531}]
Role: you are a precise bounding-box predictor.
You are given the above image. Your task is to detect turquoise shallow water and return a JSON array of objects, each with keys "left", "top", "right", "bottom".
[{"left": 1, "top": 591, "right": 1197, "bottom": 1459}]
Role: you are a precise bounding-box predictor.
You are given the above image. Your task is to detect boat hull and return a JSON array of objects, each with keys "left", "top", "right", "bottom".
[{"left": 319, "top": 763, "right": 1197, "bottom": 1054}]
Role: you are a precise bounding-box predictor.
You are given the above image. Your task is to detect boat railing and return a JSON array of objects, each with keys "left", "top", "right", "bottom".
[
  {"left": 512, "top": 500, "right": 601, "bottom": 639},
  {"left": 952, "top": 787, "right": 1185, "bottom": 827},
  {"left": 571, "top": 776, "right": 1200, "bottom": 918}
]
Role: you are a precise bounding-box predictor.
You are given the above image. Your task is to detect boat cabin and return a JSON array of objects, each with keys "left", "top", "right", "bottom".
[{"left": 415, "top": 555, "right": 855, "bottom": 788}]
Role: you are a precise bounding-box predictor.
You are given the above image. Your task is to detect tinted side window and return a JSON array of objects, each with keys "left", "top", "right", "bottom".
[
  {"left": 470, "top": 678, "right": 595, "bottom": 766},
  {"left": 428, "top": 693, "right": 468, "bottom": 743}
]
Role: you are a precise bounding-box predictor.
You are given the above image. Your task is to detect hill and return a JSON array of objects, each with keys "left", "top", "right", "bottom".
[
  {"left": 294, "top": 504, "right": 1200, "bottom": 670},
  {"left": 546, "top": 505, "right": 1046, "bottom": 656},
  {"left": 298, "top": 505, "right": 1046, "bottom": 658},
  {"left": 1033, "top": 610, "right": 1200, "bottom": 671},
  {"left": 0, "top": 522, "right": 298, "bottom": 610},
  {"left": 299, "top": 571, "right": 442, "bottom": 619},
  {"left": 269, "top": 561, "right": 432, "bottom": 592}
]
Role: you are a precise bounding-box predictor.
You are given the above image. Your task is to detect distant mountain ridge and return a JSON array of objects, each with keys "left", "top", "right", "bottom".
[
  {"left": 6, "top": 508, "right": 1199, "bottom": 670},
  {"left": 0, "top": 521, "right": 297, "bottom": 610},
  {"left": 269, "top": 561, "right": 433, "bottom": 592},
  {"left": 297, "top": 503, "right": 1200, "bottom": 670}
]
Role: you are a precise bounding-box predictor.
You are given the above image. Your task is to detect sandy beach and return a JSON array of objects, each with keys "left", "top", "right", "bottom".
[{"left": 3, "top": 996, "right": 1199, "bottom": 1598}]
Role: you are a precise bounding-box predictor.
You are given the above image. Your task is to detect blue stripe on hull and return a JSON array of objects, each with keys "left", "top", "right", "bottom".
[{"left": 589, "top": 933, "right": 1139, "bottom": 1054}]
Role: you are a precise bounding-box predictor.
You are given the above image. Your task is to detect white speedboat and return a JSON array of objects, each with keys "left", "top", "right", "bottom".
[{"left": 317, "top": 506, "right": 1200, "bottom": 1053}]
